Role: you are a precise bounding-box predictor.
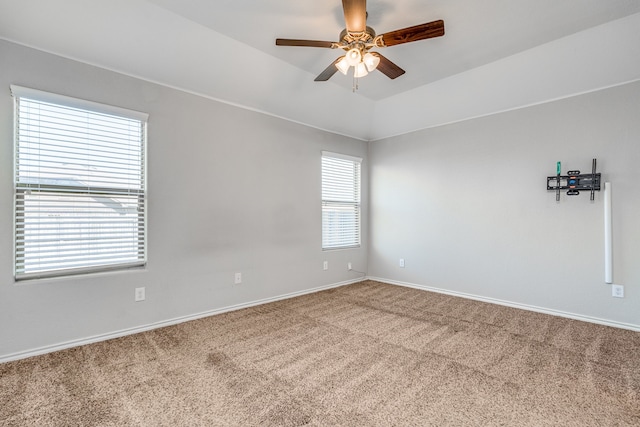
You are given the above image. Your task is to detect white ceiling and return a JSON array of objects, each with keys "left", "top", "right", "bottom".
[
  {"left": 1, "top": 0, "right": 640, "bottom": 140},
  {"left": 147, "top": 0, "right": 640, "bottom": 100}
]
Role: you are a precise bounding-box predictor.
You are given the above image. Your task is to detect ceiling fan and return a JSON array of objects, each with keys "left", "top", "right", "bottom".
[{"left": 275, "top": 0, "right": 445, "bottom": 82}]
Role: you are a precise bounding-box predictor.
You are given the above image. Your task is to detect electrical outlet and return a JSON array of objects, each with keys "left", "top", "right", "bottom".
[
  {"left": 323, "top": 261, "right": 328, "bottom": 271},
  {"left": 612, "top": 284, "right": 624, "bottom": 298},
  {"left": 234, "top": 272, "right": 242, "bottom": 284},
  {"left": 348, "top": 262, "right": 352, "bottom": 270},
  {"left": 134, "top": 287, "right": 145, "bottom": 302},
  {"left": 399, "top": 258, "right": 405, "bottom": 268}
]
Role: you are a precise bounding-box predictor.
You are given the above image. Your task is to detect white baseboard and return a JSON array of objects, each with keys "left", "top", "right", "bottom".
[
  {"left": 3, "top": 275, "right": 636, "bottom": 364},
  {"left": 0, "top": 276, "right": 366, "bottom": 364},
  {"left": 367, "top": 276, "right": 640, "bottom": 332}
]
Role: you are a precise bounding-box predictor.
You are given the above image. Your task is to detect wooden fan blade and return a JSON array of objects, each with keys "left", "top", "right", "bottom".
[
  {"left": 276, "top": 39, "right": 335, "bottom": 48},
  {"left": 374, "top": 53, "right": 405, "bottom": 79},
  {"left": 380, "top": 20, "right": 444, "bottom": 47},
  {"left": 314, "top": 58, "right": 342, "bottom": 81},
  {"left": 342, "top": 0, "right": 367, "bottom": 34}
]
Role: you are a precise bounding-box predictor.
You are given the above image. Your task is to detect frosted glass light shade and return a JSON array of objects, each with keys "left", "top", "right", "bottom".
[
  {"left": 335, "top": 56, "right": 350, "bottom": 75},
  {"left": 363, "top": 52, "right": 380, "bottom": 72},
  {"left": 354, "top": 62, "right": 369, "bottom": 78},
  {"left": 345, "top": 48, "right": 362, "bottom": 66}
]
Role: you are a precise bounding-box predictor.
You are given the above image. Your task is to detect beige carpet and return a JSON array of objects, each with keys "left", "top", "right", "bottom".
[{"left": 1, "top": 280, "right": 639, "bottom": 426}]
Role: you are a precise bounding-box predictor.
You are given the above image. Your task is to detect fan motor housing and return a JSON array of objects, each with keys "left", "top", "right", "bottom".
[{"left": 340, "top": 26, "right": 376, "bottom": 43}]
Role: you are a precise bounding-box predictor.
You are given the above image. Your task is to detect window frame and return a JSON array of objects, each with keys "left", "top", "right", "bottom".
[
  {"left": 11, "top": 85, "right": 149, "bottom": 280},
  {"left": 321, "top": 151, "right": 362, "bottom": 251}
]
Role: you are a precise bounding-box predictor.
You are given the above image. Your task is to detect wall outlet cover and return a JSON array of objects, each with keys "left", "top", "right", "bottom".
[
  {"left": 612, "top": 284, "right": 624, "bottom": 298},
  {"left": 134, "top": 287, "right": 145, "bottom": 302},
  {"left": 234, "top": 273, "right": 242, "bottom": 284}
]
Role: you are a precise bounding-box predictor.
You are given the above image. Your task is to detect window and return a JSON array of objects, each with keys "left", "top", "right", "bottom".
[
  {"left": 322, "top": 151, "right": 361, "bottom": 250},
  {"left": 12, "top": 86, "right": 148, "bottom": 280}
]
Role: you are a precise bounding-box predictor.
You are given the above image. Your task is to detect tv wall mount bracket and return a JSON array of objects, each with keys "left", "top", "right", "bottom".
[{"left": 547, "top": 158, "right": 601, "bottom": 201}]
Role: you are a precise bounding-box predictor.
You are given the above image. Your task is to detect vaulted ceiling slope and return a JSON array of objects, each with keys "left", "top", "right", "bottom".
[{"left": 1, "top": 1, "right": 639, "bottom": 141}]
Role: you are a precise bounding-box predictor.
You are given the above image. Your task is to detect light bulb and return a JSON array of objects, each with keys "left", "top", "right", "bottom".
[
  {"left": 335, "top": 56, "right": 350, "bottom": 75},
  {"left": 363, "top": 52, "right": 380, "bottom": 72},
  {"left": 354, "top": 62, "right": 368, "bottom": 78},
  {"left": 345, "top": 48, "right": 362, "bottom": 67}
]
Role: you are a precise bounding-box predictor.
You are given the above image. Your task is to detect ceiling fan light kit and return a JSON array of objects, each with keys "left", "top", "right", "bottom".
[
  {"left": 346, "top": 47, "right": 363, "bottom": 66},
  {"left": 336, "top": 56, "right": 350, "bottom": 75},
  {"left": 275, "top": 0, "right": 445, "bottom": 87},
  {"left": 354, "top": 62, "right": 369, "bottom": 78},
  {"left": 363, "top": 52, "right": 380, "bottom": 72}
]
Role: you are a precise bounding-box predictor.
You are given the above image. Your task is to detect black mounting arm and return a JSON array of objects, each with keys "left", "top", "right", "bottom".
[{"left": 547, "top": 158, "right": 601, "bottom": 200}]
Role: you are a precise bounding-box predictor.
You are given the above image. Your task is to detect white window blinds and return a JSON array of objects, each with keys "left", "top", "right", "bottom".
[
  {"left": 11, "top": 86, "right": 148, "bottom": 279},
  {"left": 322, "top": 152, "right": 362, "bottom": 250}
]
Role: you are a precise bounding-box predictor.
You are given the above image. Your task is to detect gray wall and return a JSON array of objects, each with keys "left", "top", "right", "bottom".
[
  {"left": 0, "top": 40, "right": 368, "bottom": 359},
  {"left": 2, "top": 38, "right": 638, "bottom": 360},
  {"left": 369, "top": 81, "right": 640, "bottom": 327}
]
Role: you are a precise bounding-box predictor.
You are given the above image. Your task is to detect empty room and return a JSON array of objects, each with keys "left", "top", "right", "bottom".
[{"left": 1, "top": 1, "right": 639, "bottom": 425}]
